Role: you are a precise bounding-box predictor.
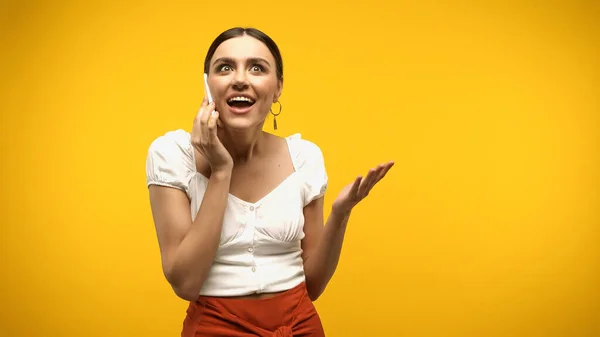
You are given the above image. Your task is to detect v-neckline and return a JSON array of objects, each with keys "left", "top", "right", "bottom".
[
  {"left": 226, "top": 171, "right": 297, "bottom": 207},
  {"left": 192, "top": 134, "right": 299, "bottom": 208}
]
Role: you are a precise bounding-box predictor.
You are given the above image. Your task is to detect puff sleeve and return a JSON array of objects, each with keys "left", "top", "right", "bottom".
[
  {"left": 145, "top": 129, "right": 195, "bottom": 198},
  {"left": 299, "top": 139, "right": 328, "bottom": 206}
]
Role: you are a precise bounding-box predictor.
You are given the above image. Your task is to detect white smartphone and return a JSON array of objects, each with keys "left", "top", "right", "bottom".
[
  {"left": 203, "top": 73, "right": 214, "bottom": 104},
  {"left": 204, "top": 72, "right": 221, "bottom": 127}
]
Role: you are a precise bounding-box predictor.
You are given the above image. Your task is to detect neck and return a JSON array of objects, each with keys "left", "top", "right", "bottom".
[{"left": 218, "top": 126, "right": 265, "bottom": 164}]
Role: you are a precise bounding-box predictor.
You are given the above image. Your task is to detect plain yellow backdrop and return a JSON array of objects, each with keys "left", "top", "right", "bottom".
[{"left": 1, "top": 0, "right": 598, "bottom": 336}]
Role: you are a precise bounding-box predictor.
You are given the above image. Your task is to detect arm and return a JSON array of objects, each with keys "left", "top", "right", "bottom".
[
  {"left": 301, "top": 197, "right": 350, "bottom": 301},
  {"left": 149, "top": 169, "right": 231, "bottom": 301},
  {"left": 301, "top": 161, "right": 395, "bottom": 301}
]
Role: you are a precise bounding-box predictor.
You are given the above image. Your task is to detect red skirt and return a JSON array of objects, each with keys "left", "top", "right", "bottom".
[{"left": 181, "top": 282, "right": 326, "bottom": 337}]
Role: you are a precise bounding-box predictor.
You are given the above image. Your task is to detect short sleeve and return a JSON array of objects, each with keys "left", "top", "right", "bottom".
[
  {"left": 294, "top": 137, "right": 328, "bottom": 206},
  {"left": 145, "top": 129, "right": 195, "bottom": 197}
]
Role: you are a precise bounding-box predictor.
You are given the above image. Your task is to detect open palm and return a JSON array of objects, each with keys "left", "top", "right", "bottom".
[{"left": 332, "top": 161, "right": 395, "bottom": 215}]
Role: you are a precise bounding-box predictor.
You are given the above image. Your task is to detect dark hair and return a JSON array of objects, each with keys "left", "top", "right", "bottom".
[{"left": 203, "top": 27, "right": 283, "bottom": 80}]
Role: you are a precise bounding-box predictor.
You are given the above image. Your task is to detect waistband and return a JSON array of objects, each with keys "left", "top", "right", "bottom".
[{"left": 186, "top": 282, "right": 317, "bottom": 337}]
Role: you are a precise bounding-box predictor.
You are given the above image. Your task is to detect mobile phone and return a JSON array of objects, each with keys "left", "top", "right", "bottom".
[
  {"left": 204, "top": 72, "right": 222, "bottom": 127},
  {"left": 203, "top": 73, "right": 214, "bottom": 104}
]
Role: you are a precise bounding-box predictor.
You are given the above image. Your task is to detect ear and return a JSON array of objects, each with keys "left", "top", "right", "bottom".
[{"left": 273, "top": 77, "right": 283, "bottom": 102}]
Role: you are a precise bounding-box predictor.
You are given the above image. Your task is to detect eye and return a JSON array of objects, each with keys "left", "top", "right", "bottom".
[
  {"left": 218, "top": 64, "right": 232, "bottom": 72},
  {"left": 250, "top": 65, "right": 264, "bottom": 72}
]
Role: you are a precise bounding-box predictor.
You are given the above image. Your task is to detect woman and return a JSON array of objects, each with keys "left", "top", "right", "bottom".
[{"left": 146, "top": 27, "right": 394, "bottom": 337}]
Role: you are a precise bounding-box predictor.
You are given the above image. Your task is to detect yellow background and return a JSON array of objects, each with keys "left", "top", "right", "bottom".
[{"left": 1, "top": 0, "right": 598, "bottom": 336}]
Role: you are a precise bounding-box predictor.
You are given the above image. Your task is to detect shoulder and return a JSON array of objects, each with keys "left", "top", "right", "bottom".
[
  {"left": 285, "top": 133, "right": 325, "bottom": 169},
  {"left": 145, "top": 129, "right": 195, "bottom": 192},
  {"left": 148, "top": 129, "right": 192, "bottom": 157},
  {"left": 285, "top": 133, "right": 328, "bottom": 204}
]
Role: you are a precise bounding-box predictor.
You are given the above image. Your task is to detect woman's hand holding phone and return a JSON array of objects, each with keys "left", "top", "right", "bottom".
[{"left": 190, "top": 76, "right": 233, "bottom": 173}]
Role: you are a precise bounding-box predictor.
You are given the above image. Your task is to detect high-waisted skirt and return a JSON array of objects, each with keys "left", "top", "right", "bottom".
[{"left": 181, "top": 282, "right": 326, "bottom": 337}]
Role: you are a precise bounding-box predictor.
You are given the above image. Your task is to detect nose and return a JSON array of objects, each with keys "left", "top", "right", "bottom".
[{"left": 232, "top": 71, "right": 249, "bottom": 91}]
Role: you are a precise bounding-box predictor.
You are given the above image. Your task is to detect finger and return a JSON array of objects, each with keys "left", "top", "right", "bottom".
[
  {"left": 200, "top": 102, "right": 215, "bottom": 144},
  {"left": 363, "top": 163, "right": 388, "bottom": 195},
  {"left": 208, "top": 110, "right": 219, "bottom": 140},
  {"left": 349, "top": 176, "right": 362, "bottom": 199},
  {"left": 200, "top": 102, "right": 215, "bottom": 126},
  {"left": 376, "top": 161, "right": 395, "bottom": 182},
  {"left": 364, "top": 165, "right": 384, "bottom": 192},
  {"left": 195, "top": 97, "right": 209, "bottom": 122},
  {"left": 357, "top": 168, "right": 377, "bottom": 197}
]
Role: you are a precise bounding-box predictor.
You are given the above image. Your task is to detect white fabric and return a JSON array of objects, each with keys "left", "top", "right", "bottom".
[{"left": 145, "top": 129, "right": 328, "bottom": 296}]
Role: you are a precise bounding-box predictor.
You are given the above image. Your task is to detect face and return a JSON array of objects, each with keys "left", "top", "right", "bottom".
[{"left": 207, "top": 35, "right": 283, "bottom": 131}]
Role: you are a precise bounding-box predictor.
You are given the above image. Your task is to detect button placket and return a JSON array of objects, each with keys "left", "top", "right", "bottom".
[{"left": 247, "top": 204, "right": 260, "bottom": 289}]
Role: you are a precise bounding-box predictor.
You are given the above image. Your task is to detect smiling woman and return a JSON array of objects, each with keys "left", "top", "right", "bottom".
[
  {"left": 203, "top": 28, "right": 284, "bottom": 132},
  {"left": 145, "top": 27, "right": 394, "bottom": 336}
]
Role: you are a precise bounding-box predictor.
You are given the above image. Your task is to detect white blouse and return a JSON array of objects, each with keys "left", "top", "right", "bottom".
[{"left": 145, "top": 129, "right": 328, "bottom": 297}]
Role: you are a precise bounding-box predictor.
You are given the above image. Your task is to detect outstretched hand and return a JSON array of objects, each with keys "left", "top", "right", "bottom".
[{"left": 332, "top": 161, "right": 395, "bottom": 216}]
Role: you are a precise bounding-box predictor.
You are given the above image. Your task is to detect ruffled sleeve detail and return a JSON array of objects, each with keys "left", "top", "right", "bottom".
[
  {"left": 287, "top": 134, "right": 328, "bottom": 207},
  {"left": 145, "top": 129, "right": 195, "bottom": 198}
]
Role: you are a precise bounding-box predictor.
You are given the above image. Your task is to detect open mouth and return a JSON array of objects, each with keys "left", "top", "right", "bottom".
[{"left": 227, "top": 96, "right": 255, "bottom": 108}]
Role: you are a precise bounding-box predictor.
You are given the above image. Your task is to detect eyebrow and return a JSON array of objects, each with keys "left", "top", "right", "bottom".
[{"left": 212, "top": 57, "right": 271, "bottom": 67}]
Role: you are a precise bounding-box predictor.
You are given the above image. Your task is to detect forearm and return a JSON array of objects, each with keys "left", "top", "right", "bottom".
[
  {"left": 303, "top": 209, "right": 350, "bottom": 300},
  {"left": 167, "top": 170, "right": 231, "bottom": 299}
]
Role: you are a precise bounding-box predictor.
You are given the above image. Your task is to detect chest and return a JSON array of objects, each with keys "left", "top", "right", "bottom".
[
  {"left": 189, "top": 140, "right": 306, "bottom": 247},
  {"left": 228, "top": 158, "right": 295, "bottom": 204},
  {"left": 194, "top": 147, "right": 296, "bottom": 205},
  {"left": 188, "top": 167, "right": 307, "bottom": 249}
]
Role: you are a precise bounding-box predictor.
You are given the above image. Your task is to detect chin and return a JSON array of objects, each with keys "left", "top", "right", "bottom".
[
  {"left": 220, "top": 115, "right": 262, "bottom": 131},
  {"left": 219, "top": 105, "right": 266, "bottom": 131}
]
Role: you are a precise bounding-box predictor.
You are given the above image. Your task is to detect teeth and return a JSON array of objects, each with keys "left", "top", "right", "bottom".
[{"left": 228, "top": 96, "right": 254, "bottom": 103}]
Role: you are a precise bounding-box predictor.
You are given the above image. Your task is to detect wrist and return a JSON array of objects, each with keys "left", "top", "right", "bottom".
[
  {"left": 328, "top": 207, "right": 351, "bottom": 230},
  {"left": 331, "top": 206, "right": 352, "bottom": 220},
  {"left": 210, "top": 166, "right": 233, "bottom": 180}
]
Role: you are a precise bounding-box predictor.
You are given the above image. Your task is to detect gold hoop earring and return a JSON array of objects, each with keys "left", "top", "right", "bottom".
[{"left": 270, "top": 101, "right": 282, "bottom": 130}]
